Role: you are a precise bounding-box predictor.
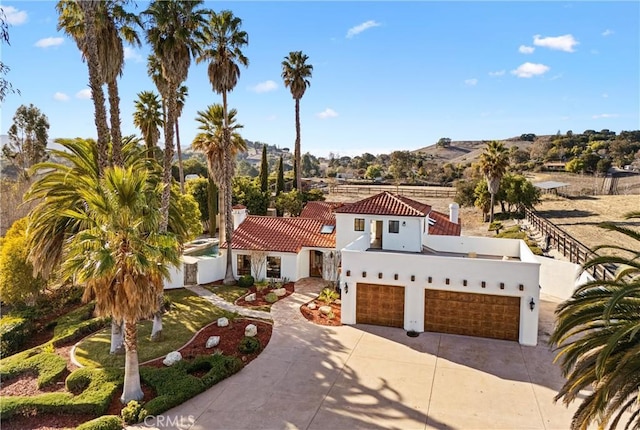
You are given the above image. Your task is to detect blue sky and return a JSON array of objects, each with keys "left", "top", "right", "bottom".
[{"left": 1, "top": 1, "right": 639, "bottom": 158}]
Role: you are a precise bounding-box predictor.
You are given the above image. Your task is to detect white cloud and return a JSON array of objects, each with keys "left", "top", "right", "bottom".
[
  {"left": 518, "top": 45, "right": 535, "bottom": 54},
  {"left": 488, "top": 70, "right": 505, "bottom": 77},
  {"left": 53, "top": 92, "right": 69, "bottom": 101},
  {"left": 464, "top": 78, "right": 478, "bottom": 86},
  {"left": 601, "top": 29, "right": 614, "bottom": 37},
  {"left": 317, "top": 108, "right": 338, "bottom": 119},
  {"left": 592, "top": 113, "right": 618, "bottom": 119},
  {"left": 533, "top": 34, "right": 579, "bottom": 52},
  {"left": 346, "top": 20, "right": 381, "bottom": 38},
  {"left": 123, "top": 47, "right": 143, "bottom": 63},
  {"left": 34, "top": 37, "right": 64, "bottom": 48},
  {"left": 0, "top": 6, "right": 27, "bottom": 25},
  {"left": 602, "top": 93, "right": 608, "bottom": 98},
  {"left": 249, "top": 80, "right": 278, "bottom": 93},
  {"left": 75, "top": 88, "right": 92, "bottom": 99},
  {"left": 549, "top": 73, "right": 563, "bottom": 81},
  {"left": 511, "top": 62, "right": 550, "bottom": 78}
]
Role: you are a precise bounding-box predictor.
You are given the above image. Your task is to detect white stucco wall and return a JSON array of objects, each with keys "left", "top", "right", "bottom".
[
  {"left": 196, "top": 254, "right": 225, "bottom": 284},
  {"left": 340, "top": 240, "right": 541, "bottom": 346},
  {"left": 424, "top": 234, "right": 522, "bottom": 257},
  {"left": 231, "top": 249, "right": 298, "bottom": 281},
  {"left": 336, "top": 213, "right": 423, "bottom": 252},
  {"left": 536, "top": 256, "right": 583, "bottom": 300},
  {"left": 164, "top": 264, "right": 184, "bottom": 290}
]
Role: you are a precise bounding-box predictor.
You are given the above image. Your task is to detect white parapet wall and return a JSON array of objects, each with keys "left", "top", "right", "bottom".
[
  {"left": 164, "top": 263, "right": 184, "bottom": 290},
  {"left": 197, "top": 254, "right": 226, "bottom": 285},
  {"left": 340, "top": 236, "right": 541, "bottom": 346}
]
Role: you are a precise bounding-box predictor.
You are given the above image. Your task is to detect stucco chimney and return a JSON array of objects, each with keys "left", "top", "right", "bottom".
[
  {"left": 232, "top": 205, "right": 248, "bottom": 230},
  {"left": 449, "top": 203, "right": 459, "bottom": 224}
]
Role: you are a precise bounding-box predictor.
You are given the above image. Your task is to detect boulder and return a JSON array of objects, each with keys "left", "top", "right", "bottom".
[
  {"left": 245, "top": 324, "right": 258, "bottom": 337},
  {"left": 245, "top": 293, "right": 257, "bottom": 302},
  {"left": 206, "top": 336, "right": 220, "bottom": 348},
  {"left": 319, "top": 305, "right": 332, "bottom": 315},
  {"left": 273, "top": 288, "right": 287, "bottom": 297},
  {"left": 217, "top": 317, "right": 229, "bottom": 327},
  {"left": 163, "top": 351, "right": 182, "bottom": 366},
  {"left": 334, "top": 299, "right": 342, "bottom": 305},
  {"left": 307, "top": 302, "right": 317, "bottom": 310}
]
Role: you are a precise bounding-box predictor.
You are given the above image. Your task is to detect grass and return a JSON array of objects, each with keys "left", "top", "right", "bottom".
[
  {"left": 74, "top": 289, "right": 237, "bottom": 368},
  {"left": 203, "top": 284, "right": 248, "bottom": 304}
]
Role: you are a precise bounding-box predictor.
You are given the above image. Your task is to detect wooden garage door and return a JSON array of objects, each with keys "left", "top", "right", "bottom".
[
  {"left": 424, "top": 290, "right": 520, "bottom": 341},
  {"left": 356, "top": 283, "right": 405, "bottom": 328}
]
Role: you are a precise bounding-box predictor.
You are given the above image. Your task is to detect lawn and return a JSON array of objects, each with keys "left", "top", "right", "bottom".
[
  {"left": 204, "top": 283, "right": 248, "bottom": 303},
  {"left": 74, "top": 289, "right": 237, "bottom": 368}
]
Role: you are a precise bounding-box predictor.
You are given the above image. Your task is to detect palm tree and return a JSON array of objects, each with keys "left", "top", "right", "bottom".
[
  {"left": 196, "top": 9, "right": 248, "bottom": 285},
  {"left": 143, "top": 0, "right": 207, "bottom": 231},
  {"left": 175, "top": 85, "right": 188, "bottom": 194},
  {"left": 25, "top": 139, "right": 186, "bottom": 403},
  {"left": 550, "top": 212, "right": 640, "bottom": 430},
  {"left": 57, "top": 0, "right": 141, "bottom": 167},
  {"left": 192, "top": 104, "right": 247, "bottom": 244},
  {"left": 479, "top": 140, "right": 509, "bottom": 223},
  {"left": 281, "top": 51, "right": 313, "bottom": 191},
  {"left": 132, "top": 90, "right": 163, "bottom": 157}
]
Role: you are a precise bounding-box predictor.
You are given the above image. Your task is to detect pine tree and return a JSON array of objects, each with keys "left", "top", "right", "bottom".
[
  {"left": 260, "top": 144, "right": 269, "bottom": 192},
  {"left": 276, "top": 155, "right": 285, "bottom": 195}
]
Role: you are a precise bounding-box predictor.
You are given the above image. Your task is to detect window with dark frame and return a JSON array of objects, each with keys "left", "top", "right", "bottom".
[
  {"left": 267, "top": 256, "right": 281, "bottom": 278},
  {"left": 237, "top": 254, "right": 251, "bottom": 276},
  {"left": 389, "top": 220, "right": 400, "bottom": 233},
  {"left": 354, "top": 218, "right": 365, "bottom": 231}
]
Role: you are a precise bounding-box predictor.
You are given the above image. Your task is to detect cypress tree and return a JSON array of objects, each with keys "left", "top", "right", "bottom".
[
  {"left": 260, "top": 144, "right": 269, "bottom": 192},
  {"left": 276, "top": 155, "right": 285, "bottom": 195}
]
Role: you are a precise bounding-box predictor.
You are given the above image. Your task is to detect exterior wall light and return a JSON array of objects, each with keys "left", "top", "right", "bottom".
[
  {"left": 346, "top": 270, "right": 350, "bottom": 277},
  {"left": 378, "top": 272, "right": 383, "bottom": 279},
  {"left": 362, "top": 271, "right": 367, "bottom": 278},
  {"left": 411, "top": 275, "right": 415, "bottom": 282},
  {"left": 529, "top": 298, "right": 535, "bottom": 311},
  {"left": 519, "top": 284, "right": 524, "bottom": 291},
  {"left": 343, "top": 283, "right": 349, "bottom": 294}
]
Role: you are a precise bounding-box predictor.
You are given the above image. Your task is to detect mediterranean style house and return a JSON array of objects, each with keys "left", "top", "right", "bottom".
[{"left": 166, "top": 192, "right": 541, "bottom": 346}]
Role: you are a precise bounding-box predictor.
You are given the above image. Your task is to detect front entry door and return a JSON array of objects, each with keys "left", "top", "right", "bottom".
[{"left": 310, "top": 250, "right": 323, "bottom": 277}]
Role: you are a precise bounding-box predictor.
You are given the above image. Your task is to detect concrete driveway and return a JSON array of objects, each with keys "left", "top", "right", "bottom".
[{"left": 134, "top": 279, "right": 577, "bottom": 430}]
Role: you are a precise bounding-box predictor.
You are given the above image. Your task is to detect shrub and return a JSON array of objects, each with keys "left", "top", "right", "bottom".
[
  {"left": 0, "top": 314, "right": 33, "bottom": 357},
  {"left": 0, "top": 218, "right": 47, "bottom": 306},
  {"left": 318, "top": 288, "right": 339, "bottom": 305},
  {"left": 0, "top": 352, "right": 67, "bottom": 389},
  {"left": 238, "top": 275, "right": 255, "bottom": 288},
  {"left": 256, "top": 284, "right": 268, "bottom": 292},
  {"left": 121, "top": 400, "right": 147, "bottom": 424},
  {"left": 76, "top": 415, "right": 123, "bottom": 430},
  {"left": 264, "top": 292, "right": 277, "bottom": 303},
  {"left": 238, "top": 336, "right": 261, "bottom": 354}
]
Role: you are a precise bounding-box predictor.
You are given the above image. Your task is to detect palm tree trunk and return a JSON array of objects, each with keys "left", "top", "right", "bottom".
[
  {"left": 294, "top": 98, "right": 301, "bottom": 191},
  {"left": 121, "top": 320, "right": 143, "bottom": 403},
  {"left": 109, "top": 319, "right": 124, "bottom": 354},
  {"left": 221, "top": 91, "right": 235, "bottom": 285},
  {"left": 78, "top": 0, "right": 109, "bottom": 175},
  {"left": 208, "top": 178, "right": 218, "bottom": 238},
  {"left": 159, "top": 83, "right": 177, "bottom": 232},
  {"left": 489, "top": 192, "right": 495, "bottom": 223},
  {"left": 175, "top": 119, "right": 185, "bottom": 194},
  {"left": 151, "top": 294, "right": 163, "bottom": 342},
  {"left": 107, "top": 79, "right": 123, "bottom": 167}
]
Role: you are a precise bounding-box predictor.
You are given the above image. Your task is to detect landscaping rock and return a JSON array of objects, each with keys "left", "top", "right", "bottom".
[
  {"left": 163, "top": 351, "right": 182, "bottom": 366},
  {"left": 206, "top": 336, "right": 220, "bottom": 348},
  {"left": 334, "top": 299, "right": 342, "bottom": 305},
  {"left": 244, "top": 324, "right": 258, "bottom": 337},
  {"left": 319, "top": 305, "right": 332, "bottom": 315},
  {"left": 307, "top": 302, "right": 317, "bottom": 310},
  {"left": 217, "top": 317, "right": 229, "bottom": 327},
  {"left": 245, "top": 293, "right": 257, "bottom": 302},
  {"left": 273, "top": 288, "right": 287, "bottom": 297}
]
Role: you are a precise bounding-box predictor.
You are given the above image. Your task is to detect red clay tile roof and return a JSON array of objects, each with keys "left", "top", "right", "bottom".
[
  {"left": 334, "top": 192, "right": 431, "bottom": 217},
  {"left": 429, "top": 210, "right": 462, "bottom": 236},
  {"left": 232, "top": 204, "right": 246, "bottom": 209},
  {"left": 299, "top": 201, "right": 344, "bottom": 221},
  {"left": 224, "top": 216, "right": 336, "bottom": 253}
]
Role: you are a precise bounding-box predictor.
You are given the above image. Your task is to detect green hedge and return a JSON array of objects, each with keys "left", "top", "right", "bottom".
[
  {"left": 0, "top": 367, "right": 122, "bottom": 419},
  {"left": 76, "top": 415, "right": 123, "bottom": 430},
  {"left": 0, "top": 352, "right": 67, "bottom": 389},
  {"left": 0, "top": 314, "right": 34, "bottom": 357},
  {"left": 141, "top": 354, "right": 242, "bottom": 416}
]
